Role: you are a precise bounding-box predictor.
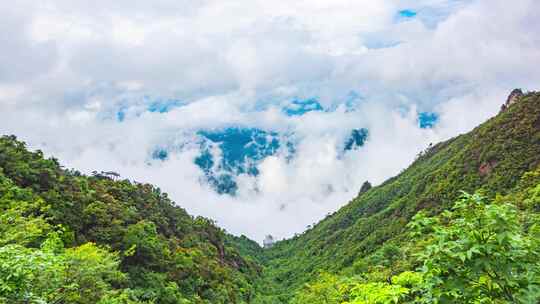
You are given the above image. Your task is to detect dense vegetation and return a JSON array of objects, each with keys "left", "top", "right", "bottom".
[
  {"left": 286, "top": 182, "right": 540, "bottom": 303},
  {"left": 255, "top": 91, "right": 540, "bottom": 302},
  {"left": 0, "top": 135, "right": 261, "bottom": 303},
  {"left": 0, "top": 91, "right": 539, "bottom": 303}
]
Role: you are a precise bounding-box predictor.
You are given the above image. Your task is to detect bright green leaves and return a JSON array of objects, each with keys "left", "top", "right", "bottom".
[
  {"left": 123, "top": 221, "right": 170, "bottom": 269},
  {"left": 291, "top": 273, "right": 349, "bottom": 304},
  {"left": 0, "top": 243, "right": 66, "bottom": 303},
  {"left": 292, "top": 188, "right": 540, "bottom": 304},
  {"left": 408, "top": 192, "right": 540, "bottom": 303},
  {"left": 63, "top": 243, "right": 127, "bottom": 304},
  {"left": 0, "top": 176, "right": 52, "bottom": 247},
  {"left": 391, "top": 271, "right": 423, "bottom": 288},
  {"left": 291, "top": 272, "right": 418, "bottom": 304},
  {"left": 0, "top": 233, "right": 129, "bottom": 304},
  {"left": 524, "top": 183, "right": 540, "bottom": 211},
  {"left": 346, "top": 282, "right": 409, "bottom": 304}
]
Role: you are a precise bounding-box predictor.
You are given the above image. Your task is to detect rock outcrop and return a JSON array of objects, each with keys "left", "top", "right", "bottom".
[
  {"left": 500, "top": 88, "right": 524, "bottom": 112},
  {"left": 479, "top": 160, "right": 497, "bottom": 176},
  {"left": 263, "top": 235, "right": 275, "bottom": 248},
  {"left": 358, "top": 181, "right": 372, "bottom": 196}
]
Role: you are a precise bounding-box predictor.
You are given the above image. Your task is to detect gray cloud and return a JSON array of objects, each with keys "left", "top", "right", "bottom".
[{"left": 0, "top": 3, "right": 58, "bottom": 83}]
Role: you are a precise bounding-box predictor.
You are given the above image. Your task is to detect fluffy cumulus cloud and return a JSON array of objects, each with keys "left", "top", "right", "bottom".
[{"left": 1, "top": 0, "right": 539, "bottom": 242}]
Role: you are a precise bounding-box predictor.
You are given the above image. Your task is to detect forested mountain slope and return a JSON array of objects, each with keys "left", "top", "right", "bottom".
[
  {"left": 258, "top": 91, "right": 540, "bottom": 302},
  {"left": 0, "top": 136, "right": 262, "bottom": 303}
]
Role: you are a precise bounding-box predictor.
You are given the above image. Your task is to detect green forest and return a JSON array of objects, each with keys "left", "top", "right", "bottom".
[{"left": 1, "top": 91, "right": 539, "bottom": 303}]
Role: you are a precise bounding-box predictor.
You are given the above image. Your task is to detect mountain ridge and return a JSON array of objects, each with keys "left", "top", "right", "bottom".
[
  {"left": 255, "top": 90, "right": 540, "bottom": 301},
  {"left": 0, "top": 135, "right": 263, "bottom": 303}
]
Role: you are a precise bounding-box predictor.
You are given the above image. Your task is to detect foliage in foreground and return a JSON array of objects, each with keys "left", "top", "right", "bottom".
[{"left": 291, "top": 187, "right": 540, "bottom": 303}]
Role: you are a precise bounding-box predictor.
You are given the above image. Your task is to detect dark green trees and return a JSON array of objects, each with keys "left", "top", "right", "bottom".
[{"left": 0, "top": 135, "right": 261, "bottom": 303}]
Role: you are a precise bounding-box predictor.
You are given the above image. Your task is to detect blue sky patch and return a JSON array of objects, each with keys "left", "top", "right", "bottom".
[
  {"left": 398, "top": 9, "right": 417, "bottom": 18},
  {"left": 283, "top": 98, "right": 324, "bottom": 116},
  {"left": 195, "top": 127, "right": 283, "bottom": 195},
  {"left": 147, "top": 98, "right": 184, "bottom": 113},
  {"left": 344, "top": 128, "right": 369, "bottom": 151},
  {"left": 152, "top": 148, "right": 168, "bottom": 161},
  {"left": 394, "top": 9, "right": 417, "bottom": 23},
  {"left": 418, "top": 112, "right": 439, "bottom": 128},
  {"left": 117, "top": 109, "right": 126, "bottom": 122},
  {"left": 115, "top": 97, "right": 185, "bottom": 121}
]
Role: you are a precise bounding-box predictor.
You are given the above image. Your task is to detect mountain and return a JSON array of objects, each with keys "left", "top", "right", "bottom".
[
  {"left": 0, "top": 135, "right": 262, "bottom": 303},
  {"left": 255, "top": 91, "right": 540, "bottom": 302},
  {"left": 152, "top": 125, "right": 368, "bottom": 196},
  {"left": 1, "top": 90, "right": 539, "bottom": 304}
]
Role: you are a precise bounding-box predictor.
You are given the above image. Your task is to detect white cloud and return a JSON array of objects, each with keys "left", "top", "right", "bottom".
[{"left": 1, "top": 0, "right": 539, "bottom": 243}]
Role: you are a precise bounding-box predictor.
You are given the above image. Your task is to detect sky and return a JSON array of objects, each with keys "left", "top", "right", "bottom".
[{"left": 1, "top": 0, "right": 539, "bottom": 243}]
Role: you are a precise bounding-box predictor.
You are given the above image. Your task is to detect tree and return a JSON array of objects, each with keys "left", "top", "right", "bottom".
[
  {"left": 0, "top": 232, "right": 129, "bottom": 304},
  {"left": 0, "top": 243, "right": 66, "bottom": 303},
  {"left": 291, "top": 273, "right": 346, "bottom": 304},
  {"left": 122, "top": 221, "right": 170, "bottom": 269},
  {"left": 63, "top": 243, "right": 127, "bottom": 304}
]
